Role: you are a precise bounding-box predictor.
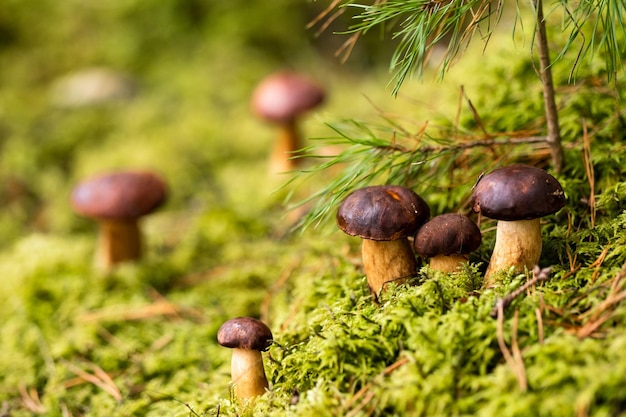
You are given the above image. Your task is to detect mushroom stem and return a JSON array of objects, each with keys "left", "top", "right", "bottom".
[
  {"left": 429, "top": 254, "right": 469, "bottom": 273},
  {"left": 361, "top": 238, "right": 417, "bottom": 298},
  {"left": 96, "top": 219, "right": 142, "bottom": 269},
  {"left": 230, "top": 348, "right": 269, "bottom": 400},
  {"left": 270, "top": 119, "right": 300, "bottom": 174},
  {"left": 484, "top": 218, "right": 542, "bottom": 286}
]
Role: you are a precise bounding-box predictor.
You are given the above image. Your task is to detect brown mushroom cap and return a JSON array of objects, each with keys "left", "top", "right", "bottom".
[
  {"left": 217, "top": 317, "right": 273, "bottom": 351},
  {"left": 71, "top": 171, "right": 167, "bottom": 220},
  {"left": 251, "top": 71, "right": 325, "bottom": 124},
  {"left": 337, "top": 185, "right": 430, "bottom": 241},
  {"left": 470, "top": 164, "right": 565, "bottom": 221},
  {"left": 414, "top": 213, "right": 482, "bottom": 257}
]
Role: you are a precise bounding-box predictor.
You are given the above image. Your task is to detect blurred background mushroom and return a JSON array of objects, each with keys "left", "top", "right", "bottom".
[
  {"left": 50, "top": 67, "right": 137, "bottom": 108},
  {"left": 251, "top": 71, "right": 325, "bottom": 175},
  {"left": 414, "top": 213, "right": 482, "bottom": 273},
  {"left": 71, "top": 170, "right": 167, "bottom": 269},
  {"left": 336, "top": 185, "right": 430, "bottom": 301},
  {"left": 470, "top": 164, "right": 565, "bottom": 286}
]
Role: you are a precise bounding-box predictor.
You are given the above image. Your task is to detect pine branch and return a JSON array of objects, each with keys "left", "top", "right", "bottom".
[
  {"left": 288, "top": 129, "right": 551, "bottom": 232},
  {"left": 314, "top": 0, "right": 625, "bottom": 93}
]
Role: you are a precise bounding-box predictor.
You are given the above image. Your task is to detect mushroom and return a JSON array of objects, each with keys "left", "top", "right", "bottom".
[
  {"left": 470, "top": 164, "right": 565, "bottom": 286},
  {"left": 217, "top": 317, "right": 273, "bottom": 401},
  {"left": 337, "top": 185, "right": 430, "bottom": 300},
  {"left": 414, "top": 213, "right": 482, "bottom": 273},
  {"left": 251, "top": 71, "right": 325, "bottom": 174},
  {"left": 71, "top": 170, "right": 167, "bottom": 269}
]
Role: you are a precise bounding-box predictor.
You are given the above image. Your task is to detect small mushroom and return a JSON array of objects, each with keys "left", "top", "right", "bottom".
[
  {"left": 251, "top": 71, "right": 325, "bottom": 174},
  {"left": 470, "top": 164, "right": 565, "bottom": 286},
  {"left": 217, "top": 317, "right": 273, "bottom": 401},
  {"left": 71, "top": 170, "right": 167, "bottom": 269},
  {"left": 414, "top": 213, "right": 482, "bottom": 273},
  {"left": 337, "top": 185, "right": 430, "bottom": 300}
]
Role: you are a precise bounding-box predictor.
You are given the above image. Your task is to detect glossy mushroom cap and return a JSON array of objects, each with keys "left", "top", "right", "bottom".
[
  {"left": 470, "top": 164, "right": 565, "bottom": 221},
  {"left": 72, "top": 171, "right": 167, "bottom": 220},
  {"left": 414, "top": 213, "right": 482, "bottom": 257},
  {"left": 251, "top": 71, "right": 325, "bottom": 124},
  {"left": 217, "top": 317, "right": 273, "bottom": 352},
  {"left": 337, "top": 185, "right": 430, "bottom": 241}
]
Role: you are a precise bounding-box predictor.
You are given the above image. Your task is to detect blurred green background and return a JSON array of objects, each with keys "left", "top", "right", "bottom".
[
  {"left": 0, "top": 0, "right": 401, "bottom": 245},
  {"left": 0, "top": 1, "right": 415, "bottom": 415}
]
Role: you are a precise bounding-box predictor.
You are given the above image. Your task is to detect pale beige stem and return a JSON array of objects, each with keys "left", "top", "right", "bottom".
[
  {"left": 269, "top": 119, "right": 301, "bottom": 174},
  {"left": 484, "top": 219, "right": 542, "bottom": 287},
  {"left": 429, "top": 254, "right": 469, "bottom": 273},
  {"left": 230, "top": 348, "right": 269, "bottom": 401},
  {"left": 96, "top": 219, "right": 142, "bottom": 269},
  {"left": 361, "top": 238, "right": 417, "bottom": 299}
]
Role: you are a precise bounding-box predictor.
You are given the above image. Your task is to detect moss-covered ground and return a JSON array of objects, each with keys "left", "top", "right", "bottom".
[{"left": 1, "top": 1, "right": 626, "bottom": 416}]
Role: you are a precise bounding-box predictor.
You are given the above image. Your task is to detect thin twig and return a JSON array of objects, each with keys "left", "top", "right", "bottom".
[
  {"left": 576, "top": 266, "right": 626, "bottom": 339},
  {"left": 589, "top": 245, "right": 610, "bottom": 284},
  {"left": 19, "top": 384, "right": 45, "bottom": 413},
  {"left": 537, "top": 292, "right": 546, "bottom": 345},
  {"left": 261, "top": 257, "right": 300, "bottom": 324},
  {"left": 490, "top": 266, "right": 552, "bottom": 318},
  {"left": 510, "top": 310, "right": 528, "bottom": 391},
  {"left": 496, "top": 305, "right": 528, "bottom": 391},
  {"left": 306, "top": 0, "right": 342, "bottom": 30},
  {"left": 533, "top": 0, "right": 564, "bottom": 172},
  {"left": 344, "top": 356, "right": 410, "bottom": 415},
  {"left": 495, "top": 304, "right": 515, "bottom": 377},
  {"left": 582, "top": 118, "right": 596, "bottom": 228},
  {"left": 461, "top": 86, "right": 491, "bottom": 138},
  {"left": 64, "top": 361, "right": 122, "bottom": 401},
  {"left": 375, "top": 135, "right": 548, "bottom": 156}
]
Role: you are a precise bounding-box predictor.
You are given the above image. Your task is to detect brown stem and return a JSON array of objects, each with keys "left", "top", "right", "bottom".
[
  {"left": 97, "top": 219, "right": 142, "bottom": 269},
  {"left": 361, "top": 238, "right": 417, "bottom": 300},
  {"left": 534, "top": 0, "right": 564, "bottom": 172}
]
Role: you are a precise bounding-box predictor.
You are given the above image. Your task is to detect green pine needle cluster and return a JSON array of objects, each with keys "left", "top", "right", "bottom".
[{"left": 332, "top": 0, "right": 626, "bottom": 93}]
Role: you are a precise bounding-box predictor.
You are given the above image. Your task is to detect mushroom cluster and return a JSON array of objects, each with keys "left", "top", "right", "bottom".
[
  {"left": 71, "top": 170, "right": 167, "bottom": 270},
  {"left": 335, "top": 164, "right": 565, "bottom": 295}
]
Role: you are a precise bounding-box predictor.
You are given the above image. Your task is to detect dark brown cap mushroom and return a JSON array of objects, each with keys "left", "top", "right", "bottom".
[
  {"left": 217, "top": 317, "right": 273, "bottom": 401},
  {"left": 337, "top": 185, "right": 430, "bottom": 300},
  {"left": 251, "top": 71, "right": 325, "bottom": 174},
  {"left": 414, "top": 213, "right": 482, "bottom": 273},
  {"left": 217, "top": 317, "right": 273, "bottom": 352},
  {"left": 470, "top": 164, "right": 565, "bottom": 286},
  {"left": 470, "top": 164, "right": 565, "bottom": 221},
  {"left": 71, "top": 170, "right": 167, "bottom": 269},
  {"left": 337, "top": 185, "right": 430, "bottom": 241}
]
